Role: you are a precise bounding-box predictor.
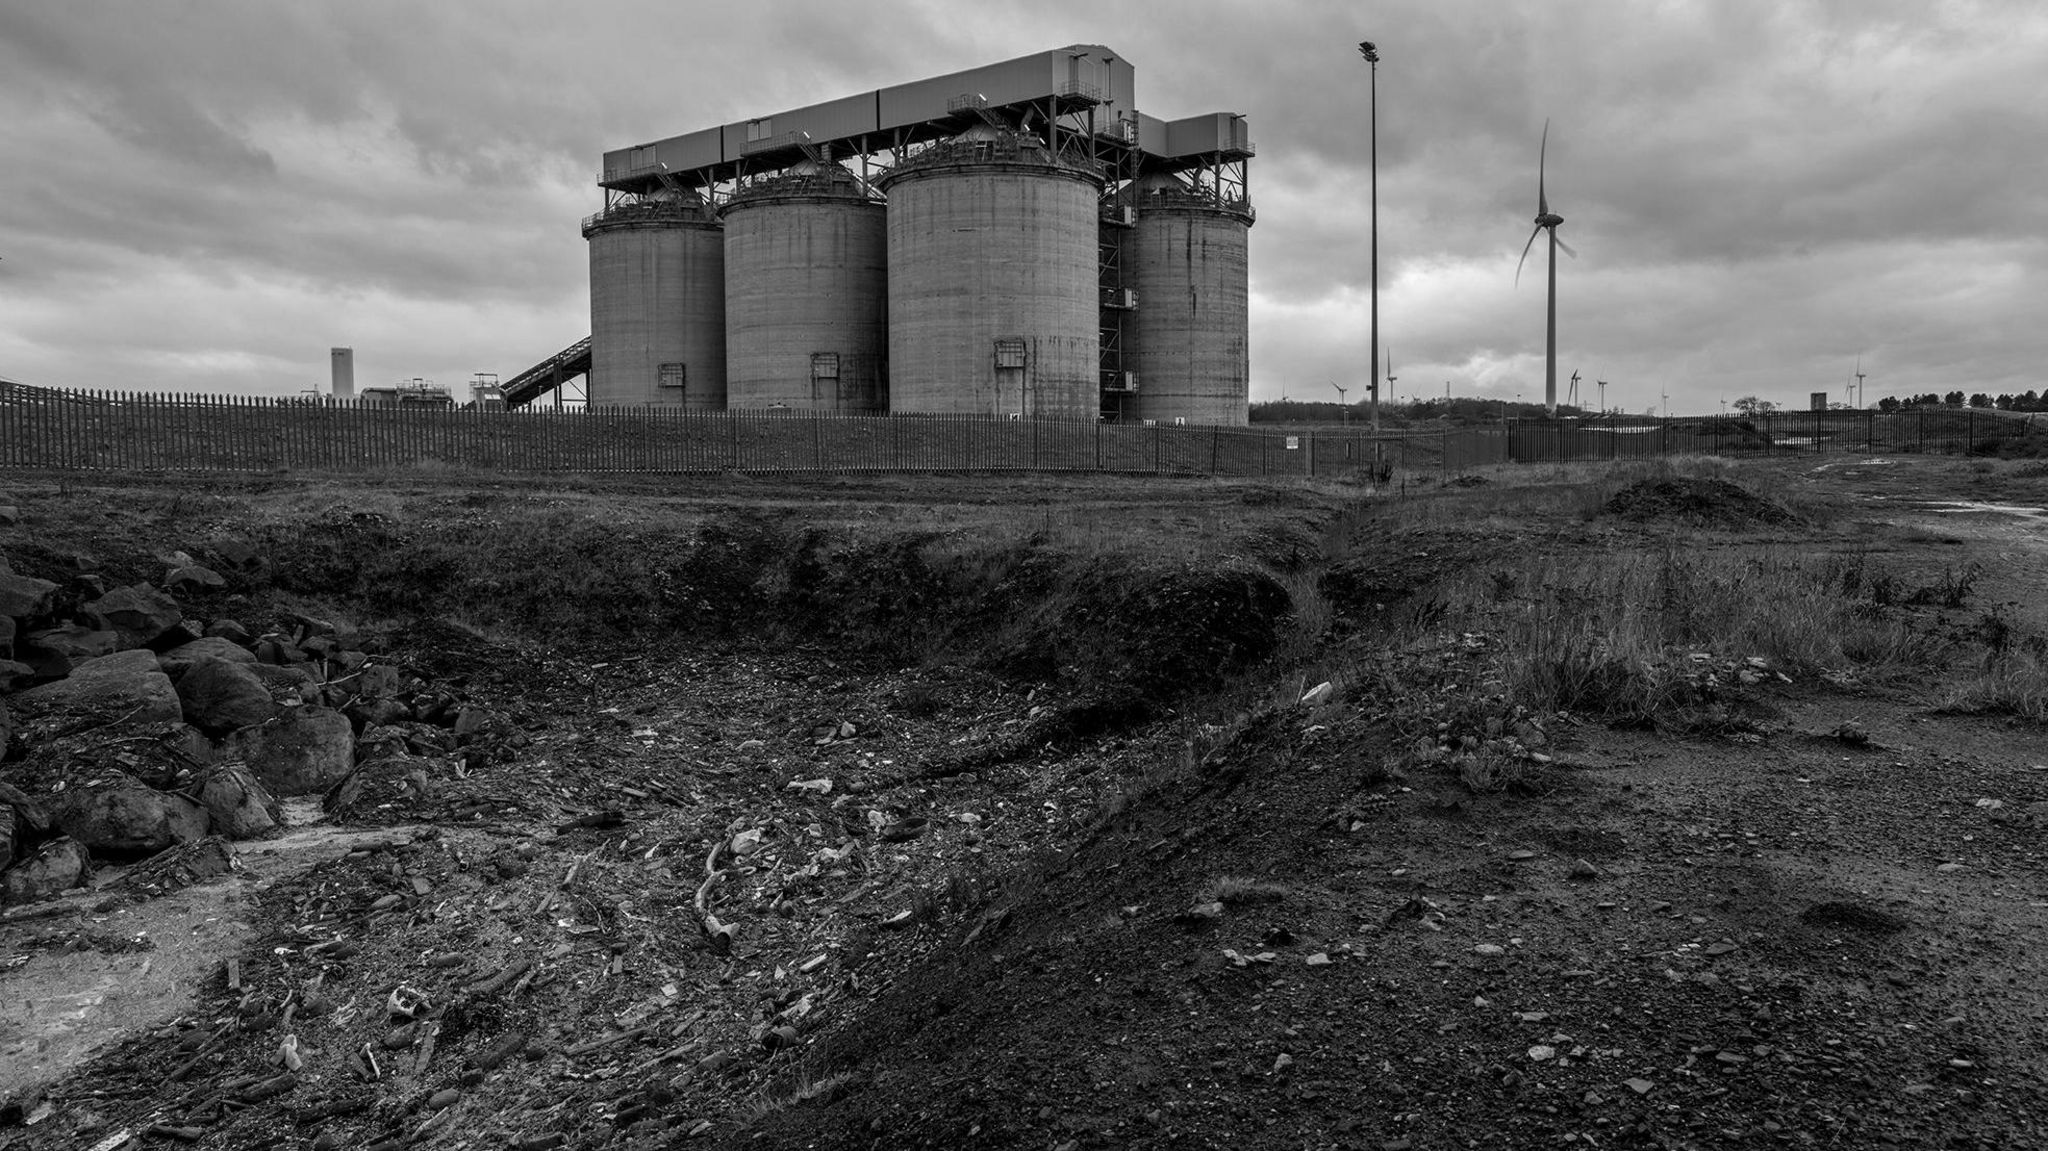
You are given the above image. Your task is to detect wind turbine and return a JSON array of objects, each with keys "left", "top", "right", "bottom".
[
  {"left": 1329, "top": 378, "right": 1349, "bottom": 425},
  {"left": 1597, "top": 379, "right": 1608, "bottom": 415},
  {"left": 1567, "top": 369, "right": 1581, "bottom": 410},
  {"left": 1855, "top": 358, "right": 1867, "bottom": 409},
  {"left": 1516, "top": 119, "right": 1576, "bottom": 416},
  {"left": 1385, "top": 349, "right": 1398, "bottom": 406}
]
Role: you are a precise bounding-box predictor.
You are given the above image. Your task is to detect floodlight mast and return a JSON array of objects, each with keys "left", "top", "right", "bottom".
[{"left": 1359, "top": 40, "right": 1380, "bottom": 433}]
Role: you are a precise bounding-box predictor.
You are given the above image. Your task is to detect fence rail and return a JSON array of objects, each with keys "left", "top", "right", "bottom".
[{"left": 1, "top": 388, "right": 2031, "bottom": 480}]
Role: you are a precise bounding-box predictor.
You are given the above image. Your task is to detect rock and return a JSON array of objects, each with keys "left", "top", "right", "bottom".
[
  {"left": 0, "top": 506, "right": 20, "bottom": 528},
  {"left": 209, "top": 541, "right": 268, "bottom": 577},
  {"left": 0, "top": 700, "right": 10, "bottom": 762},
  {"left": 2, "top": 837, "right": 90, "bottom": 906},
  {"left": 224, "top": 707, "right": 355, "bottom": 795},
  {"left": 178, "top": 659, "right": 278, "bottom": 736},
  {"left": 1473, "top": 943, "right": 1507, "bottom": 956},
  {"left": 879, "top": 817, "right": 929, "bottom": 843},
  {"left": 9, "top": 649, "right": 183, "bottom": 741},
  {"left": 203, "top": 618, "right": 254, "bottom": 647},
  {"left": 0, "top": 659, "right": 32, "bottom": 693},
  {"left": 18, "top": 623, "right": 122, "bottom": 678},
  {"left": 0, "top": 614, "right": 14, "bottom": 659},
  {"left": 0, "top": 782, "right": 50, "bottom": 839},
  {"left": 1507, "top": 849, "right": 1537, "bottom": 862},
  {"left": 1299, "top": 681, "right": 1333, "bottom": 707},
  {"left": 82, "top": 583, "right": 185, "bottom": 647},
  {"left": 355, "top": 665, "right": 407, "bottom": 699},
  {"left": 452, "top": 707, "right": 492, "bottom": 738},
  {"left": 251, "top": 663, "right": 321, "bottom": 705},
  {"left": 1624, "top": 1078, "right": 1655, "bottom": 1095},
  {"left": 194, "top": 763, "right": 285, "bottom": 838},
  {"left": 253, "top": 635, "right": 310, "bottom": 665},
  {"left": 347, "top": 697, "right": 412, "bottom": 730},
  {"left": 1529, "top": 1045, "right": 1557, "bottom": 1061},
  {"left": 55, "top": 773, "right": 211, "bottom": 855},
  {"left": 1569, "top": 858, "right": 1600, "bottom": 880},
  {"left": 163, "top": 565, "right": 227, "bottom": 595},
  {"left": 159, "top": 636, "right": 259, "bottom": 678},
  {"left": 0, "top": 571, "right": 59, "bottom": 620}
]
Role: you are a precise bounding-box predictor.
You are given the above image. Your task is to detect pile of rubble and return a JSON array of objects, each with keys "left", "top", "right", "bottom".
[{"left": 1, "top": 546, "right": 508, "bottom": 908}]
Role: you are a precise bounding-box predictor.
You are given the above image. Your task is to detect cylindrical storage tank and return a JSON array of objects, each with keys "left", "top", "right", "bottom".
[
  {"left": 721, "top": 164, "right": 888, "bottom": 412},
  {"left": 1125, "top": 174, "right": 1254, "bottom": 427},
  {"left": 583, "top": 193, "right": 725, "bottom": 408},
  {"left": 878, "top": 126, "right": 1102, "bottom": 419}
]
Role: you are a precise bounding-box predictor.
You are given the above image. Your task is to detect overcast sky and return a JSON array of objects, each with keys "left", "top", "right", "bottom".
[{"left": 2, "top": 0, "right": 2042, "bottom": 414}]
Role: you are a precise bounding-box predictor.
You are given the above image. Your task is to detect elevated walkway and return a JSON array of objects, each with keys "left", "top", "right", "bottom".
[{"left": 502, "top": 337, "right": 592, "bottom": 409}]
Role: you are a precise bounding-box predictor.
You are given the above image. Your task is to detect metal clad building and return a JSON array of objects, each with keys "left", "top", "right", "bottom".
[
  {"left": 722, "top": 164, "right": 888, "bottom": 412},
  {"left": 583, "top": 194, "right": 726, "bottom": 408}
]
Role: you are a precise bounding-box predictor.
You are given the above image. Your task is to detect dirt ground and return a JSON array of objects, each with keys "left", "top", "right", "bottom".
[{"left": 3, "top": 455, "right": 2047, "bottom": 1150}]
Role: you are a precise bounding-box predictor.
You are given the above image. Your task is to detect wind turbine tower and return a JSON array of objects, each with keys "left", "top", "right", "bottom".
[
  {"left": 1855, "top": 358, "right": 1867, "bottom": 409},
  {"left": 1385, "top": 349, "right": 1398, "bottom": 407},
  {"left": 1516, "top": 119, "right": 1576, "bottom": 416},
  {"left": 1597, "top": 379, "right": 1608, "bottom": 415}
]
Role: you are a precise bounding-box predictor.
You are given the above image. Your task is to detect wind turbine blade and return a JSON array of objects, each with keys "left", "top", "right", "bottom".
[
  {"left": 1515, "top": 226, "right": 1541, "bottom": 285},
  {"left": 1555, "top": 234, "right": 1578, "bottom": 259},
  {"left": 1537, "top": 118, "right": 1550, "bottom": 217}
]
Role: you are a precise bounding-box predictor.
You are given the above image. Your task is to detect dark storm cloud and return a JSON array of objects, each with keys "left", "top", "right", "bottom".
[{"left": 0, "top": 0, "right": 2042, "bottom": 405}]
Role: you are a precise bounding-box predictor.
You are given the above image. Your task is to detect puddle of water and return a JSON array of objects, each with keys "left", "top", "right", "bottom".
[{"left": 0, "top": 818, "right": 424, "bottom": 1101}]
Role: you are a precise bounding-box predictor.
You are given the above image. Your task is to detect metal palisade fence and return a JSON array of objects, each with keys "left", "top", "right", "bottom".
[
  {"left": 1498, "top": 408, "right": 2045, "bottom": 461},
  {"left": 2, "top": 389, "right": 2033, "bottom": 478},
  {"left": 0, "top": 388, "right": 1465, "bottom": 480}
]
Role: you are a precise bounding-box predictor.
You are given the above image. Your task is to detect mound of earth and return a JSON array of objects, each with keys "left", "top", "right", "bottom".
[{"left": 1604, "top": 477, "right": 1794, "bottom": 526}]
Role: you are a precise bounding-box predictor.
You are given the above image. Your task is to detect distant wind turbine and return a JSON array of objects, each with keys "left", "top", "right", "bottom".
[{"left": 1516, "top": 119, "right": 1576, "bottom": 416}]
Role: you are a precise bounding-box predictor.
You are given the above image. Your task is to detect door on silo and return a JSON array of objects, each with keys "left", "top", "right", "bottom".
[
  {"left": 994, "top": 337, "right": 1027, "bottom": 417},
  {"left": 812, "top": 352, "right": 840, "bottom": 411}
]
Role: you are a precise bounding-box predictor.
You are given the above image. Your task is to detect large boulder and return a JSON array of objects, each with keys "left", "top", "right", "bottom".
[
  {"left": 9, "top": 649, "right": 182, "bottom": 743},
  {"left": 20, "top": 623, "right": 122, "bottom": 678},
  {"left": 0, "top": 613, "right": 14, "bottom": 659},
  {"left": 0, "top": 571, "right": 59, "bottom": 619},
  {"left": 2, "top": 780, "right": 54, "bottom": 869},
  {"left": 193, "top": 763, "right": 284, "bottom": 839},
  {"left": 1, "top": 837, "right": 90, "bottom": 906},
  {"left": 159, "top": 635, "right": 260, "bottom": 679},
  {"left": 0, "top": 660, "right": 32, "bottom": 693},
  {"left": 224, "top": 706, "right": 355, "bottom": 795},
  {"left": 54, "top": 773, "right": 210, "bottom": 856},
  {"left": 177, "top": 658, "right": 276, "bottom": 736},
  {"left": 84, "top": 583, "right": 185, "bottom": 648},
  {"left": 203, "top": 618, "right": 254, "bottom": 647}
]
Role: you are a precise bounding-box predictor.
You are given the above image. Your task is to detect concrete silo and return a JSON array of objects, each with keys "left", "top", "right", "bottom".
[
  {"left": 877, "top": 125, "right": 1102, "bottom": 419},
  {"left": 583, "top": 192, "right": 726, "bottom": 408},
  {"left": 721, "top": 163, "right": 888, "bottom": 411},
  {"left": 1125, "top": 173, "right": 1253, "bottom": 426}
]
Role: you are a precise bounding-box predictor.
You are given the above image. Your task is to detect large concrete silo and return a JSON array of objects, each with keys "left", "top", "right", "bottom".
[
  {"left": 583, "top": 193, "right": 726, "bottom": 408},
  {"left": 1125, "top": 173, "right": 1253, "bottom": 426},
  {"left": 721, "top": 163, "right": 888, "bottom": 411},
  {"left": 877, "top": 126, "right": 1102, "bottom": 419}
]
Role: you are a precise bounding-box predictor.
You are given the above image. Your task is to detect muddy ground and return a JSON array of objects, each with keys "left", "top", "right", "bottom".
[{"left": 4, "top": 456, "right": 2047, "bottom": 1150}]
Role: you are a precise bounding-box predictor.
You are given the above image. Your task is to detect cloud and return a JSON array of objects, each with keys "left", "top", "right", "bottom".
[{"left": 0, "top": 0, "right": 2043, "bottom": 410}]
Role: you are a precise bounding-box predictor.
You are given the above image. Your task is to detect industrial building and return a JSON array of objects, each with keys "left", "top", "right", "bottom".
[{"left": 504, "top": 45, "right": 1254, "bottom": 425}]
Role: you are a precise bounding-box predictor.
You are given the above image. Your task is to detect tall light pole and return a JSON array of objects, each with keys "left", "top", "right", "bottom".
[{"left": 1359, "top": 41, "right": 1380, "bottom": 434}]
